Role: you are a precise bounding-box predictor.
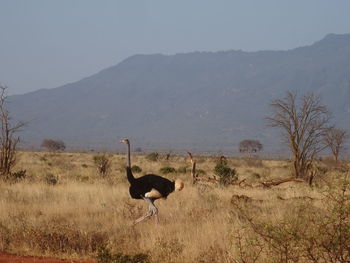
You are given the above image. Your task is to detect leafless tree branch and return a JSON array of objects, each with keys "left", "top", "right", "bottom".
[
  {"left": 0, "top": 85, "right": 27, "bottom": 178},
  {"left": 266, "top": 91, "right": 331, "bottom": 179}
]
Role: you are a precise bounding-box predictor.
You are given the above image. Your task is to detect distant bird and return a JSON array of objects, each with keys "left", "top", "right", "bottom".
[{"left": 120, "top": 139, "right": 184, "bottom": 224}]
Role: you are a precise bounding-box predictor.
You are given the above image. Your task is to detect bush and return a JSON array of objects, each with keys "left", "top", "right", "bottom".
[
  {"left": 197, "top": 169, "right": 206, "bottom": 175},
  {"left": 159, "top": 166, "right": 176, "bottom": 174},
  {"left": 93, "top": 154, "right": 111, "bottom": 178},
  {"left": 131, "top": 165, "right": 142, "bottom": 173},
  {"left": 10, "top": 170, "right": 27, "bottom": 181},
  {"left": 233, "top": 175, "right": 350, "bottom": 263},
  {"left": 45, "top": 173, "right": 58, "bottom": 185},
  {"left": 214, "top": 159, "right": 237, "bottom": 186},
  {"left": 177, "top": 166, "right": 187, "bottom": 173},
  {"left": 145, "top": 152, "right": 159, "bottom": 162},
  {"left": 251, "top": 172, "right": 261, "bottom": 179}
]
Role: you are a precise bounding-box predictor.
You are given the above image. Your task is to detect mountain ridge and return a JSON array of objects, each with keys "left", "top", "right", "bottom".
[{"left": 9, "top": 33, "right": 350, "bottom": 153}]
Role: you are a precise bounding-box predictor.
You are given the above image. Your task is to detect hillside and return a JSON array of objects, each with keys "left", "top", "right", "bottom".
[{"left": 9, "top": 33, "right": 350, "bottom": 153}]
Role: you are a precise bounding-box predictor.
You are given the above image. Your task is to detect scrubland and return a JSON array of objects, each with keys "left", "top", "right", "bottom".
[{"left": 0, "top": 151, "right": 349, "bottom": 263}]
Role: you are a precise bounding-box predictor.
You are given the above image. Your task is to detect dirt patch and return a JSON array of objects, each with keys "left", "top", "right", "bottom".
[{"left": 0, "top": 253, "right": 96, "bottom": 263}]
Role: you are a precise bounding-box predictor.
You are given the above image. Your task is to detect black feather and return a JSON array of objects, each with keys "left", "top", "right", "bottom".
[
  {"left": 122, "top": 139, "right": 176, "bottom": 201},
  {"left": 128, "top": 173, "right": 175, "bottom": 199},
  {"left": 126, "top": 166, "right": 135, "bottom": 184}
]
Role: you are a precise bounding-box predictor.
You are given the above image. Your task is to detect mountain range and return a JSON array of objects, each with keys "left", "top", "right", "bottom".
[{"left": 9, "top": 33, "right": 350, "bottom": 154}]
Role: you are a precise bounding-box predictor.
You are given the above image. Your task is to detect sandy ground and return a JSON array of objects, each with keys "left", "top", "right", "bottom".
[{"left": 0, "top": 253, "right": 96, "bottom": 263}]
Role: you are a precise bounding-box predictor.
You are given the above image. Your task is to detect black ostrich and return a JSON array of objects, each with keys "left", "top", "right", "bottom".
[{"left": 120, "top": 139, "right": 184, "bottom": 224}]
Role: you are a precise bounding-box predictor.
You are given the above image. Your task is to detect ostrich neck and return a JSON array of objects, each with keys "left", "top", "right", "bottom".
[{"left": 127, "top": 143, "right": 131, "bottom": 168}]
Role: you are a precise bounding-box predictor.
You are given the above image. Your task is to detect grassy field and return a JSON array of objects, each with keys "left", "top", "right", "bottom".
[{"left": 0, "top": 151, "right": 349, "bottom": 263}]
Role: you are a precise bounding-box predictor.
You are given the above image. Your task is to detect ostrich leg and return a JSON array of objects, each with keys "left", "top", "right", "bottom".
[{"left": 133, "top": 197, "right": 159, "bottom": 225}]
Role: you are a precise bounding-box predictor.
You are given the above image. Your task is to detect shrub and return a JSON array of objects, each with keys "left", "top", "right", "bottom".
[
  {"left": 145, "top": 152, "right": 159, "bottom": 162},
  {"left": 214, "top": 159, "right": 237, "bottom": 186},
  {"left": 233, "top": 175, "right": 350, "bottom": 263},
  {"left": 131, "top": 165, "right": 142, "bottom": 173},
  {"left": 159, "top": 166, "right": 176, "bottom": 174},
  {"left": 93, "top": 154, "right": 111, "bottom": 178},
  {"left": 251, "top": 172, "right": 261, "bottom": 179},
  {"left": 177, "top": 166, "right": 187, "bottom": 174},
  {"left": 197, "top": 169, "right": 206, "bottom": 175},
  {"left": 45, "top": 173, "right": 58, "bottom": 185},
  {"left": 10, "top": 170, "right": 27, "bottom": 181}
]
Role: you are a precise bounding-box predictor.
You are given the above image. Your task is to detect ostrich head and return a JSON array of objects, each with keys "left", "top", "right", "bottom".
[
  {"left": 175, "top": 179, "right": 184, "bottom": 191},
  {"left": 120, "top": 138, "right": 130, "bottom": 145}
]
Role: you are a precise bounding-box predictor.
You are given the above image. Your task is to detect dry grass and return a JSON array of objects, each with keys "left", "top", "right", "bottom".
[{"left": 0, "top": 151, "right": 349, "bottom": 262}]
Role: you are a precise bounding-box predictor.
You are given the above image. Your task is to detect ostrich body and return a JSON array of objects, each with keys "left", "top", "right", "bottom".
[{"left": 121, "top": 139, "right": 184, "bottom": 224}]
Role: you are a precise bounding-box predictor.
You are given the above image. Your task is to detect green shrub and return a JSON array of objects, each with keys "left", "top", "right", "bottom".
[
  {"left": 214, "top": 159, "right": 237, "bottom": 186},
  {"left": 131, "top": 165, "right": 142, "bottom": 173},
  {"left": 159, "top": 166, "right": 176, "bottom": 174},
  {"left": 145, "top": 152, "right": 159, "bottom": 162}
]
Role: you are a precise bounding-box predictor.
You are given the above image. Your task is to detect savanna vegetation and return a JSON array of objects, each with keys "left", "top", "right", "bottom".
[
  {"left": 0, "top": 150, "right": 349, "bottom": 263},
  {"left": 0, "top": 87, "right": 348, "bottom": 262}
]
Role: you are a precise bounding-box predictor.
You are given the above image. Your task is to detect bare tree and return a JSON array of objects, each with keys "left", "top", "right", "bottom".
[
  {"left": 0, "top": 85, "right": 26, "bottom": 178},
  {"left": 324, "top": 127, "right": 348, "bottom": 162},
  {"left": 266, "top": 91, "right": 331, "bottom": 179},
  {"left": 239, "top": 139, "right": 263, "bottom": 156}
]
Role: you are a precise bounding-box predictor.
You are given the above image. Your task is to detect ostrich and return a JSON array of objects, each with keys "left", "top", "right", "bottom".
[{"left": 120, "top": 139, "right": 184, "bottom": 224}]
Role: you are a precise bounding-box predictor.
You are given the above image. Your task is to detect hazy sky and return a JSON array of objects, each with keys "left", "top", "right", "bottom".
[{"left": 1, "top": 0, "right": 350, "bottom": 95}]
